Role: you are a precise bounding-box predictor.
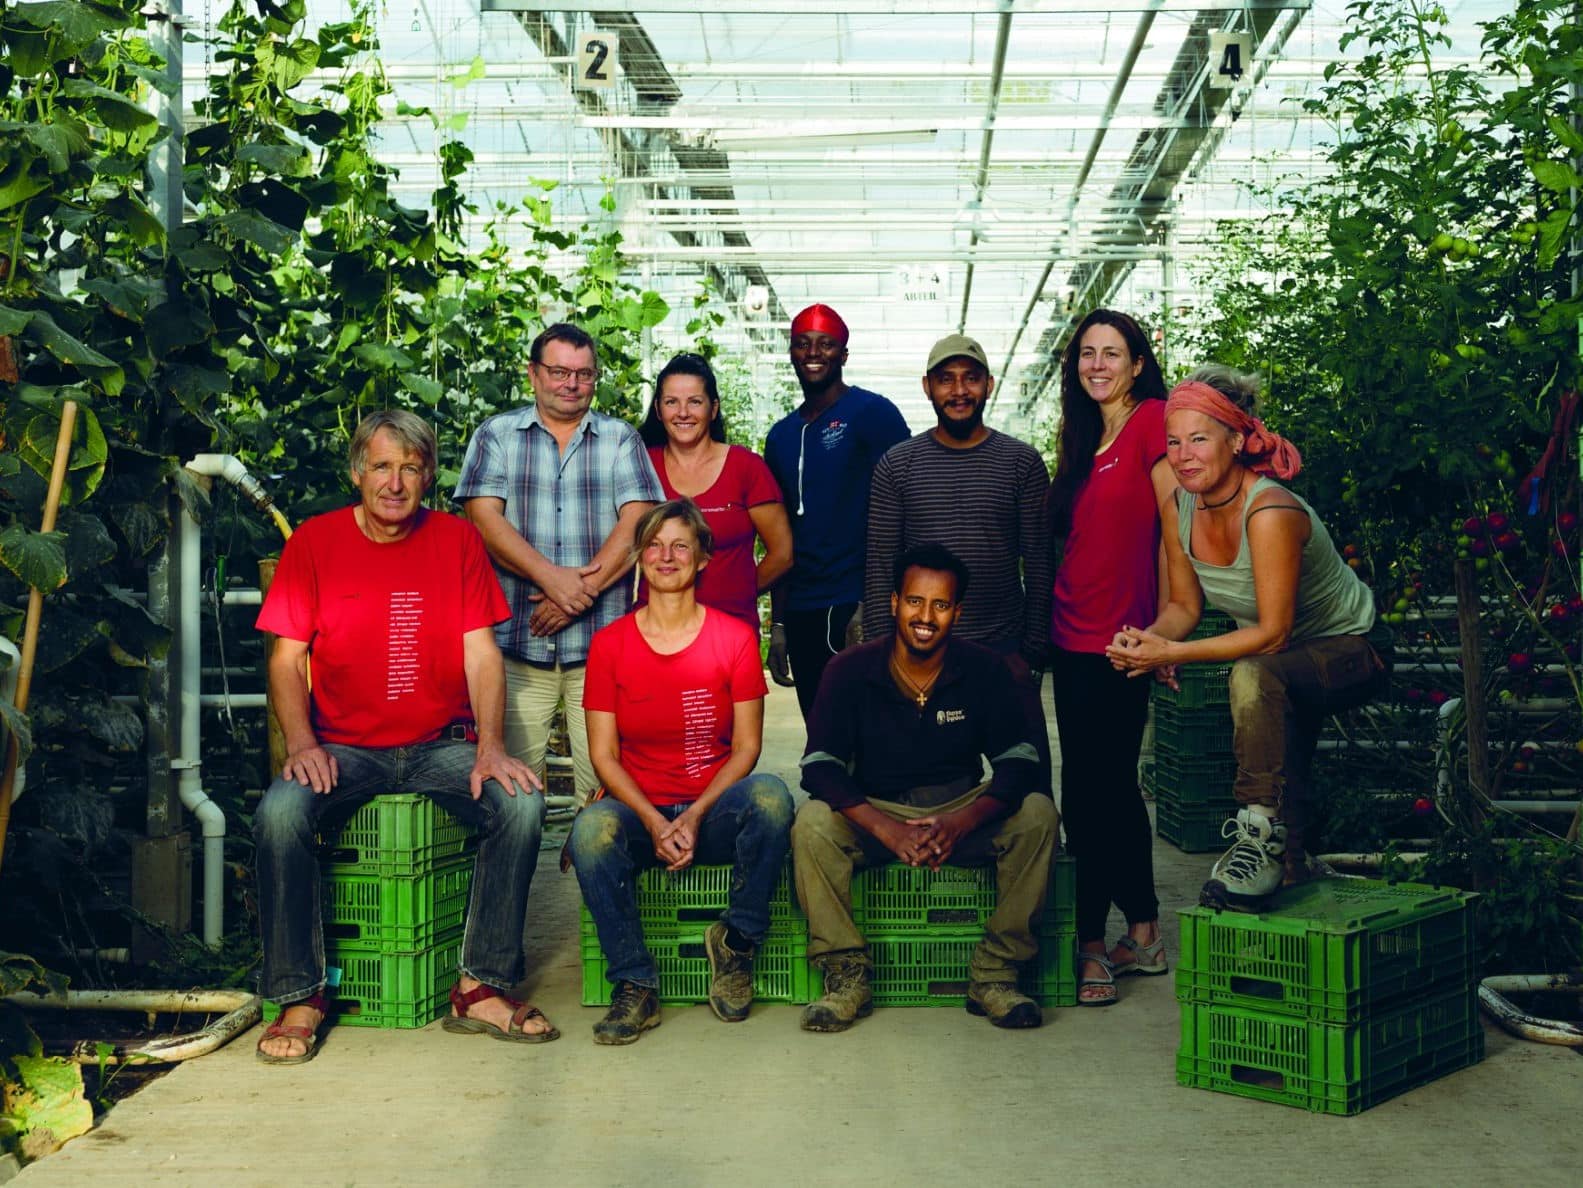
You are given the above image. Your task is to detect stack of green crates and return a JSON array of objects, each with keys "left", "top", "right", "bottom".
[
  {"left": 1149, "top": 610, "right": 1238, "bottom": 852},
  {"left": 1175, "top": 878, "right": 1483, "bottom": 1114},
  {"left": 830, "top": 855, "right": 1078, "bottom": 1008},
  {"left": 321, "top": 795, "right": 475, "bottom": 1028},
  {"left": 579, "top": 863, "right": 813, "bottom": 1006}
]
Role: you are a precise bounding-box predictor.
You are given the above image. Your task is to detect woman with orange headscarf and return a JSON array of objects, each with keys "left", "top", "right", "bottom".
[{"left": 1105, "top": 365, "right": 1389, "bottom": 914}]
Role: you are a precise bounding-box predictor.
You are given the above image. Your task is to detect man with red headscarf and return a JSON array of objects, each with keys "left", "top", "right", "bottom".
[{"left": 763, "top": 305, "right": 910, "bottom": 725}]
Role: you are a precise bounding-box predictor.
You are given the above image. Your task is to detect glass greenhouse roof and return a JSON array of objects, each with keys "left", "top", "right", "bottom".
[{"left": 179, "top": 0, "right": 1510, "bottom": 431}]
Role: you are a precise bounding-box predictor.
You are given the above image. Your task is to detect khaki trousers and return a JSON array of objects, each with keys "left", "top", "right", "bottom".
[
  {"left": 791, "top": 787, "right": 1058, "bottom": 983},
  {"left": 503, "top": 657, "right": 596, "bottom": 807}
]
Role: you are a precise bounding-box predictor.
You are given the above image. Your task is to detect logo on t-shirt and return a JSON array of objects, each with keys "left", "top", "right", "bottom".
[
  {"left": 1095, "top": 458, "right": 1120, "bottom": 475},
  {"left": 386, "top": 590, "right": 424, "bottom": 701},
  {"left": 820, "top": 420, "right": 848, "bottom": 449},
  {"left": 936, "top": 708, "right": 965, "bottom": 725}
]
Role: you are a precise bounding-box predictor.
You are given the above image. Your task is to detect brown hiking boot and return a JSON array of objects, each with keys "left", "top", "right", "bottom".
[
  {"left": 966, "top": 981, "right": 1042, "bottom": 1029},
  {"left": 704, "top": 922, "right": 756, "bottom": 1023},
  {"left": 799, "top": 951, "right": 873, "bottom": 1033},
  {"left": 592, "top": 981, "right": 660, "bottom": 1045}
]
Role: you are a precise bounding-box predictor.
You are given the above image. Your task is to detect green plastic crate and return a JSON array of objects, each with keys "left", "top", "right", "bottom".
[
  {"left": 1154, "top": 661, "right": 1232, "bottom": 710},
  {"left": 1151, "top": 746, "right": 1237, "bottom": 801},
  {"left": 320, "top": 793, "right": 476, "bottom": 876},
  {"left": 853, "top": 855, "right": 1075, "bottom": 936},
  {"left": 579, "top": 924, "right": 813, "bottom": 1006},
  {"left": 323, "top": 857, "right": 472, "bottom": 948},
  {"left": 329, "top": 933, "right": 461, "bottom": 1028},
  {"left": 1152, "top": 699, "right": 1235, "bottom": 756},
  {"left": 626, "top": 862, "right": 802, "bottom": 930},
  {"left": 832, "top": 931, "right": 1075, "bottom": 1008},
  {"left": 1176, "top": 984, "right": 1484, "bottom": 1114},
  {"left": 1175, "top": 878, "right": 1478, "bottom": 1023},
  {"left": 1155, "top": 796, "right": 1236, "bottom": 853}
]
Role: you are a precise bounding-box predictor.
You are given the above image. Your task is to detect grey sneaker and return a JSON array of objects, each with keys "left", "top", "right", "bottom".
[
  {"left": 965, "top": 981, "right": 1042, "bottom": 1029},
  {"left": 1200, "top": 808, "right": 1288, "bottom": 913},
  {"left": 592, "top": 981, "right": 660, "bottom": 1045},
  {"left": 799, "top": 951, "right": 874, "bottom": 1033},
  {"left": 703, "top": 921, "right": 756, "bottom": 1023}
]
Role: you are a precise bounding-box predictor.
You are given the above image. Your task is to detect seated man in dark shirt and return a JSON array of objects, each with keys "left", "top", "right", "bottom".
[{"left": 791, "top": 543, "right": 1059, "bottom": 1031}]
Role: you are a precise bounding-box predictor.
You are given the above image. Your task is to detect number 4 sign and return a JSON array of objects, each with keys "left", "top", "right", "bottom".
[
  {"left": 1207, "top": 31, "right": 1254, "bottom": 90},
  {"left": 576, "top": 30, "right": 618, "bottom": 91}
]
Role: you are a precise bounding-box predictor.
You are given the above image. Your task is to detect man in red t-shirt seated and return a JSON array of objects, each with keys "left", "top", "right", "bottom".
[{"left": 252, "top": 411, "right": 549, "bottom": 1065}]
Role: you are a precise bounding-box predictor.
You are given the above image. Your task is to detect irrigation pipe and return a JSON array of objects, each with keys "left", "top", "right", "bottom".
[
  {"left": 0, "top": 400, "right": 79, "bottom": 877},
  {"left": 1477, "top": 974, "right": 1583, "bottom": 1047},
  {"left": 5, "top": 989, "right": 261, "bottom": 1064}
]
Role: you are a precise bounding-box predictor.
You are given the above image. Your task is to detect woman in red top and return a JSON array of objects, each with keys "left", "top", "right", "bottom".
[
  {"left": 569, "top": 498, "right": 793, "bottom": 1044},
  {"left": 1047, "top": 309, "right": 1175, "bottom": 1006},
  {"left": 638, "top": 353, "right": 793, "bottom": 631}
]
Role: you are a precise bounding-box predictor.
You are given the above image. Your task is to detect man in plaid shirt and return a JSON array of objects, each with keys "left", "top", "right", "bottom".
[{"left": 456, "top": 323, "right": 662, "bottom": 804}]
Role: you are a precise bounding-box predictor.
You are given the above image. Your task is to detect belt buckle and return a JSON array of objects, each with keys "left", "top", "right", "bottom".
[{"left": 447, "top": 723, "right": 473, "bottom": 742}]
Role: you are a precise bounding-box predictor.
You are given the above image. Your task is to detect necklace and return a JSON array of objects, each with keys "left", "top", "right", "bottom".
[
  {"left": 1198, "top": 484, "right": 1243, "bottom": 511},
  {"left": 889, "top": 656, "right": 940, "bottom": 708}
]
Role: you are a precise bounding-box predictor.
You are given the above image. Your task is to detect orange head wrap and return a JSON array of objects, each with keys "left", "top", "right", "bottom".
[
  {"left": 790, "top": 304, "right": 849, "bottom": 344},
  {"left": 1165, "top": 380, "right": 1303, "bottom": 480}
]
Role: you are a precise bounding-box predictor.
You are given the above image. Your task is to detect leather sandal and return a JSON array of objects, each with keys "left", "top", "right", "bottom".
[
  {"left": 441, "top": 982, "right": 560, "bottom": 1044},
  {"left": 1077, "top": 950, "right": 1118, "bottom": 1007},
  {"left": 256, "top": 991, "right": 330, "bottom": 1065},
  {"left": 1111, "top": 933, "right": 1168, "bottom": 977}
]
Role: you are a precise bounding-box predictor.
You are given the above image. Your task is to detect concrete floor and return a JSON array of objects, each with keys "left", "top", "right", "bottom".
[{"left": 17, "top": 681, "right": 1583, "bottom": 1186}]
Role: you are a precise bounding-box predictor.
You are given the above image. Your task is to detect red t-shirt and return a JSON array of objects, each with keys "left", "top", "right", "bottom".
[
  {"left": 641, "top": 444, "right": 782, "bottom": 630},
  {"left": 582, "top": 607, "right": 768, "bottom": 806},
  {"left": 1050, "top": 399, "right": 1167, "bottom": 654},
  {"left": 256, "top": 507, "right": 509, "bottom": 747}
]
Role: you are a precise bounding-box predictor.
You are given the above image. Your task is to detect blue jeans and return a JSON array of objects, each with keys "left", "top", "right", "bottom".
[
  {"left": 567, "top": 774, "right": 793, "bottom": 989},
  {"left": 253, "top": 740, "right": 545, "bottom": 1005}
]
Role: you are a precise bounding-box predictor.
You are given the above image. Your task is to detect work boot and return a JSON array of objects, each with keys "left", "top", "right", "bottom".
[
  {"left": 704, "top": 922, "right": 756, "bottom": 1023},
  {"left": 799, "top": 951, "right": 873, "bottom": 1033},
  {"left": 592, "top": 981, "right": 660, "bottom": 1045},
  {"left": 965, "top": 981, "right": 1042, "bottom": 1029},
  {"left": 1200, "top": 807, "right": 1288, "bottom": 913}
]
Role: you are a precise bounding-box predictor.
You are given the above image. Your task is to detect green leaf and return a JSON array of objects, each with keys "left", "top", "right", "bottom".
[
  {"left": 236, "top": 141, "right": 313, "bottom": 178},
  {"left": 353, "top": 342, "right": 414, "bottom": 371},
  {"left": 145, "top": 300, "right": 216, "bottom": 358},
  {"left": 22, "top": 310, "right": 118, "bottom": 371},
  {"left": 80, "top": 274, "right": 162, "bottom": 322},
  {"left": 1531, "top": 159, "right": 1583, "bottom": 195},
  {"left": 1547, "top": 115, "right": 1583, "bottom": 155},
  {"left": 259, "top": 37, "right": 322, "bottom": 90},
  {"left": 34, "top": 605, "right": 101, "bottom": 672},
  {"left": 440, "top": 56, "right": 483, "bottom": 91},
  {"left": 215, "top": 210, "right": 294, "bottom": 256},
  {"left": 0, "top": 700, "right": 33, "bottom": 767},
  {"left": 78, "top": 695, "right": 142, "bottom": 751},
  {"left": 24, "top": 118, "right": 90, "bottom": 173},
  {"left": 101, "top": 193, "right": 164, "bottom": 248},
  {"left": 0, "top": 157, "right": 51, "bottom": 212},
  {"left": 0, "top": 304, "right": 30, "bottom": 335},
  {"left": 402, "top": 373, "right": 443, "bottom": 405},
  {"left": 13, "top": 1, "right": 132, "bottom": 48},
  {"left": 0, "top": 524, "right": 67, "bottom": 592},
  {"left": 108, "top": 498, "right": 165, "bottom": 558},
  {"left": 58, "top": 80, "right": 158, "bottom": 132},
  {"left": 57, "top": 510, "right": 115, "bottom": 580}
]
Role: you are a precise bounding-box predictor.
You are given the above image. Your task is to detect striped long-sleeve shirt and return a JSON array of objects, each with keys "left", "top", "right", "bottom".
[{"left": 861, "top": 429, "right": 1052, "bottom": 661}]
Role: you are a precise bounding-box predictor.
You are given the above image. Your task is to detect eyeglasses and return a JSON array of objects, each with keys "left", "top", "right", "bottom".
[{"left": 535, "top": 363, "right": 599, "bottom": 386}]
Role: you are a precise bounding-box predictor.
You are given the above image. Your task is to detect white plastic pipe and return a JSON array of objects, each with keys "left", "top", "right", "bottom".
[
  {"left": 177, "top": 499, "right": 225, "bottom": 948},
  {"left": 1, "top": 634, "right": 25, "bottom": 801},
  {"left": 1478, "top": 974, "right": 1583, "bottom": 1047},
  {"left": 6, "top": 989, "right": 260, "bottom": 1064}
]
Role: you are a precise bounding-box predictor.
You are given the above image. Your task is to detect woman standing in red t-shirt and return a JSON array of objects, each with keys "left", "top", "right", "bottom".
[
  {"left": 638, "top": 353, "right": 793, "bottom": 631},
  {"left": 1047, "top": 309, "right": 1175, "bottom": 1007},
  {"left": 569, "top": 498, "right": 793, "bottom": 1045}
]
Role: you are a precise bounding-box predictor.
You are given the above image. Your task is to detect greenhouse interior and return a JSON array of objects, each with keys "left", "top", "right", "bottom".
[{"left": 0, "top": 0, "right": 1581, "bottom": 1183}]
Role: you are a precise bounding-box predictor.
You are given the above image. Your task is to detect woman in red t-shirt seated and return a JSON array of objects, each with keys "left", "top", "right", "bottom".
[
  {"left": 637, "top": 352, "right": 793, "bottom": 632},
  {"left": 568, "top": 498, "right": 793, "bottom": 1045}
]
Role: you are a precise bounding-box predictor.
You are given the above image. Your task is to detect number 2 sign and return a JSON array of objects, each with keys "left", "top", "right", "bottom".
[
  {"left": 1207, "top": 31, "right": 1254, "bottom": 90},
  {"left": 576, "top": 30, "right": 618, "bottom": 91}
]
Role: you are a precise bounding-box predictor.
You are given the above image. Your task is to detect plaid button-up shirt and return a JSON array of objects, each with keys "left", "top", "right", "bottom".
[{"left": 454, "top": 403, "right": 662, "bottom": 664}]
